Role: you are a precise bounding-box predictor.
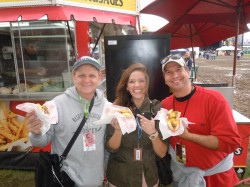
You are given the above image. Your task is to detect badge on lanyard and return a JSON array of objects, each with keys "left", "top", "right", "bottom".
[
  {"left": 134, "top": 116, "right": 143, "bottom": 161},
  {"left": 176, "top": 143, "right": 186, "bottom": 164},
  {"left": 134, "top": 148, "right": 142, "bottom": 161},
  {"left": 83, "top": 132, "right": 96, "bottom": 151}
]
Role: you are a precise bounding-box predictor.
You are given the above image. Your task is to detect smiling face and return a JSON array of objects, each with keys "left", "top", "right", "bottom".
[
  {"left": 126, "top": 70, "right": 148, "bottom": 104},
  {"left": 163, "top": 62, "right": 191, "bottom": 97},
  {"left": 72, "top": 64, "right": 101, "bottom": 100}
]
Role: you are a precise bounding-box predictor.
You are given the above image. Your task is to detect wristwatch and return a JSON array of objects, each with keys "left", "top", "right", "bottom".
[{"left": 148, "top": 131, "right": 158, "bottom": 141}]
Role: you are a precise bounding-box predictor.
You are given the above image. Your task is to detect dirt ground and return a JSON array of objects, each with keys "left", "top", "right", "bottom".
[{"left": 195, "top": 55, "right": 250, "bottom": 119}]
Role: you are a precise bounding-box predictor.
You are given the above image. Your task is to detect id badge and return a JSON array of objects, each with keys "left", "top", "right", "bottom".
[
  {"left": 176, "top": 143, "right": 186, "bottom": 164},
  {"left": 134, "top": 148, "right": 142, "bottom": 161},
  {"left": 83, "top": 132, "right": 96, "bottom": 151}
]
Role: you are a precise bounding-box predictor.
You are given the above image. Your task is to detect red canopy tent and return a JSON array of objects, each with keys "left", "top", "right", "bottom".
[{"left": 141, "top": 0, "right": 250, "bottom": 84}]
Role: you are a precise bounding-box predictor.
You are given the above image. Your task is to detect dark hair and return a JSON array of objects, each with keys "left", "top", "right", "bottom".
[{"left": 114, "top": 63, "right": 149, "bottom": 108}]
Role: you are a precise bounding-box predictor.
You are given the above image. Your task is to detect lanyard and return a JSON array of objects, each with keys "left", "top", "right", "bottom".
[
  {"left": 79, "top": 96, "right": 91, "bottom": 118},
  {"left": 135, "top": 116, "right": 142, "bottom": 147}
]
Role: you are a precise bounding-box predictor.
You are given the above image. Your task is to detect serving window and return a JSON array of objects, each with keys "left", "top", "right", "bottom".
[{"left": 0, "top": 20, "right": 76, "bottom": 95}]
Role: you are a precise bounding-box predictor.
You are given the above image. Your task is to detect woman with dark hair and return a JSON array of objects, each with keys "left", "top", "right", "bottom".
[{"left": 105, "top": 63, "right": 168, "bottom": 187}]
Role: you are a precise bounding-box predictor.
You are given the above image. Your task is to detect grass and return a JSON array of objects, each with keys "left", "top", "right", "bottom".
[
  {"left": 0, "top": 167, "right": 249, "bottom": 187},
  {"left": 0, "top": 169, "right": 35, "bottom": 187}
]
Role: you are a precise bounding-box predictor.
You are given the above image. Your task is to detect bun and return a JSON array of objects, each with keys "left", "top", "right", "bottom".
[
  {"left": 117, "top": 109, "right": 132, "bottom": 118},
  {"left": 36, "top": 104, "right": 49, "bottom": 114},
  {"left": 166, "top": 109, "right": 181, "bottom": 131}
]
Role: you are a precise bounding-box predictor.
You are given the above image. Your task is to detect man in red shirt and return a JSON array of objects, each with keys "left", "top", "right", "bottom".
[{"left": 161, "top": 55, "right": 241, "bottom": 187}]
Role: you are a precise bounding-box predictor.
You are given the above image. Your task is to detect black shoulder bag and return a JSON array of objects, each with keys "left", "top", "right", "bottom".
[{"left": 35, "top": 97, "right": 94, "bottom": 187}]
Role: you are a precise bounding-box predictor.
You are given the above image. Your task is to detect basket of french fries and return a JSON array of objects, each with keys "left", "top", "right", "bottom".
[
  {"left": 16, "top": 100, "right": 58, "bottom": 136},
  {"left": 154, "top": 108, "right": 193, "bottom": 140},
  {"left": 93, "top": 101, "right": 137, "bottom": 135},
  {"left": 0, "top": 101, "right": 31, "bottom": 152}
]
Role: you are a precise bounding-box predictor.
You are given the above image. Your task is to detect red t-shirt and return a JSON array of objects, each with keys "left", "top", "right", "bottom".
[{"left": 162, "top": 86, "right": 241, "bottom": 187}]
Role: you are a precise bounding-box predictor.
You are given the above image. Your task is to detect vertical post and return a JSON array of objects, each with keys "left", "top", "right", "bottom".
[
  {"left": 232, "top": 5, "right": 241, "bottom": 87},
  {"left": 76, "top": 21, "right": 90, "bottom": 58},
  {"left": 189, "top": 23, "right": 196, "bottom": 81}
]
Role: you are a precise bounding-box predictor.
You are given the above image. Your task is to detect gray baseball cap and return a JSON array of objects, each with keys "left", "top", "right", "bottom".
[
  {"left": 161, "top": 55, "right": 185, "bottom": 71},
  {"left": 72, "top": 56, "right": 101, "bottom": 72}
]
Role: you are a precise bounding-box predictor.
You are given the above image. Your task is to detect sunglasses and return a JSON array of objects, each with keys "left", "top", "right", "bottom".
[{"left": 161, "top": 55, "right": 182, "bottom": 65}]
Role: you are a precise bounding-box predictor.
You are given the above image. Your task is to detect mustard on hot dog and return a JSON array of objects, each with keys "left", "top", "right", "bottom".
[{"left": 166, "top": 109, "right": 181, "bottom": 131}]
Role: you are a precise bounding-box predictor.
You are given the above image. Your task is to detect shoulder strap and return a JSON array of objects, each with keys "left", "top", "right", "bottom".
[{"left": 59, "top": 96, "right": 95, "bottom": 163}]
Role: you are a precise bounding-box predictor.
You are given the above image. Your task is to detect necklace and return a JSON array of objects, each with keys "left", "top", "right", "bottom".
[
  {"left": 173, "top": 98, "right": 190, "bottom": 117},
  {"left": 173, "top": 86, "right": 195, "bottom": 117}
]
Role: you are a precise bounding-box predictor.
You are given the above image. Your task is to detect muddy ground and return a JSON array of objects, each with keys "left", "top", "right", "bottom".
[{"left": 195, "top": 55, "right": 250, "bottom": 119}]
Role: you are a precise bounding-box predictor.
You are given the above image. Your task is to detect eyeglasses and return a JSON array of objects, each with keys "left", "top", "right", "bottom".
[{"left": 161, "top": 55, "right": 182, "bottom": 65}]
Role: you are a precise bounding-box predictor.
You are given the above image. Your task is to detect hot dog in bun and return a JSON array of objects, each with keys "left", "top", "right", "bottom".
[
  {"left": 166, "top": 109, "right": 181, "bottom": 131},
  {"left": 36, "top": 104, "right": 49, "bottom": 115},
  {"left": 117, "top": 109, "right": 133, "bottom": 118}
]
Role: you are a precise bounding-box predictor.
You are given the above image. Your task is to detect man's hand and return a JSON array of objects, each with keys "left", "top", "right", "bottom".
[{"left": 26, "top": 111, "right": 43, "bottom": 135}]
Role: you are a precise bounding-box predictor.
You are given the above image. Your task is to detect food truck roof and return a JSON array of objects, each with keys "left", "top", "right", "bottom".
[{"left": 0, "top": 5, "right": 136, "bottom": 26}]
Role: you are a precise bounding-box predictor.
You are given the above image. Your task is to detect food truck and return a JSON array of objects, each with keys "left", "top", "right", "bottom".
[{"left": 0, "top": 0, "right": 138, "bottom": 169}]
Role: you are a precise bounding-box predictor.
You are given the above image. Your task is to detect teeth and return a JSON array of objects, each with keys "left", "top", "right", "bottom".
[
  {"left": 173, "top": 80, "right": 180, "bottom": 83},
  {"left": 134, "top": 90, "right": 141, "bottom": 93}
]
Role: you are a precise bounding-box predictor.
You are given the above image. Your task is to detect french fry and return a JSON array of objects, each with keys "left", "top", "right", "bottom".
[
  {"left": 0, "top": 129, "right": 17, "bottom": 142},
  {"left": 4, "top": 109, "right": 17, "bottom": 119},
  {"left": 21, "top": 117, "right": 29, "bottom": 138},
  {"left": 0, "top": 139, "right": 6, "bottom": 144},
  {"left": 7, "top": 121, "right": 18, "bottom": 135},
  {"left": 10, "top": 118, "right": 21, "bottom": 128},
  {"left": 0, "top": 121, "right": 12, "bottom": 134},
  {"left": 0, "top": 143, "right": 11, "bottom": 151},
  {"left": 16, "top": 119, "right": 25, "bottom": 139},
  {"left": 0, "top": 101, "right": 30, "bottom": 151},
  {"left": 0, "top": 135, "right": 5, "bottom": 139}
]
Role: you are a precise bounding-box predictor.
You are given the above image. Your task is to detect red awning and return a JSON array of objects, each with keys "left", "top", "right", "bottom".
[{"left": 0, "top": 5, "right": 136, "bottom": 26}]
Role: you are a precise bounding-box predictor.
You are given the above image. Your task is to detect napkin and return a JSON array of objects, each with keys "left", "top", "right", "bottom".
[
  {"left": 16, "top": 100, "right": 58, "bottom": 135},
  {"left": 154, "top": 108, "right": 193, "bottom": 140},
  {"left": 94, "top": 101, "right": 137, "bottom": 135}
]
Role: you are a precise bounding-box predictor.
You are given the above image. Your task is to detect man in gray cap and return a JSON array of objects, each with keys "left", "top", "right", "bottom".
[
  {"left": 160, "top": 55, "right": 241, "bottom": 187},
  {"left": 27, "top": 56, "right": 108, "bottom": 187}
]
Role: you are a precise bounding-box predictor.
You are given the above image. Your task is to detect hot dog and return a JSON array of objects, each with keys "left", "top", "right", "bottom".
[
  {"left": 36, "top": 104, "right": 49, "bottom": 115},
  {"left": 117, "top": 109, "right": 133, "bottom": 118},
  {"left": 166, "top": 109, "right": 181, "bottom": 131}
]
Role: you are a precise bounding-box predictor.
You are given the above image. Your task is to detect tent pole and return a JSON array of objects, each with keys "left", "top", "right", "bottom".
[
  {"left": 137, "top": 15, "right": 142, "bottom": 35},
  {"left": 232, "top": 4, "right": 241, "bottom": 87},
  {"left": 189, "top": 23, "right": 196, "bottom": 81},
  {"left": 91, "top": 23, "right": 106, "bottom": 57}
]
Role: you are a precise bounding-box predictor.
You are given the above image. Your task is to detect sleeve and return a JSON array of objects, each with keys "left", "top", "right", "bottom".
[
  {"left": 188, "top": 59, "right": 193, "bottom": 70},
  {"left": 104, "top": 124, "right": 118, "bottom": 153},
  {"left": 152, "top": 100, "right": 169, "bottom": 146},
  {"left": 28, "top": 130, "right": 52, "bottom": 148},
  {"left": 208, "top": 94, "right": 242, "bottom": 153}
]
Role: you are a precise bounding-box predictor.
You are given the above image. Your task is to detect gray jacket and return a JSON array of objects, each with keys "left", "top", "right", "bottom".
[{"left": 29, "top": 87, "right": 107, "bottom": 187}]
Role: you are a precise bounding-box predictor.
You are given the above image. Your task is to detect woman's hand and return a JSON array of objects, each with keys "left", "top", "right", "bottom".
[
  {"left": 137, "top": 114, "right": 156, "bottom": 135},
  {"left": 111, "top": 118, "right": 121, "bottom": 131},
  {"left": 26, "top": 111, "right": 43, "bottom": 135}
]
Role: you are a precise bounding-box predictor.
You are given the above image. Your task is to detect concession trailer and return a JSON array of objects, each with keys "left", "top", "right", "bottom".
[{"left": 0, "top": 0, "right": 138, "bottom": 169}]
